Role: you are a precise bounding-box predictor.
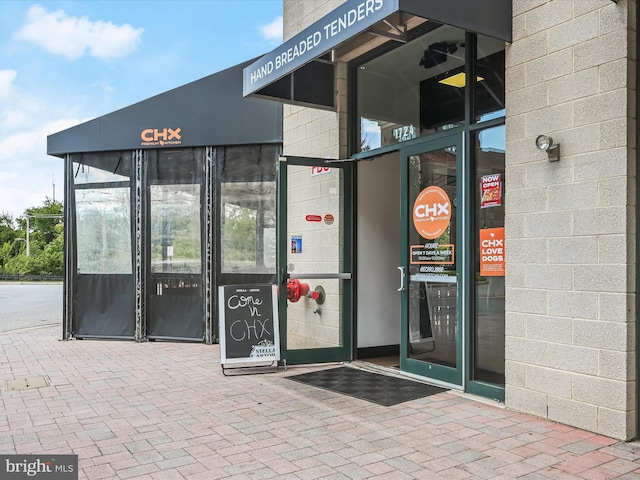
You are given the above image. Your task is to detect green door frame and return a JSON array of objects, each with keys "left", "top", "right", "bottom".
[
  {"left": 347, "top": 28, "right": 506, "bottom": 400},
  {"left": 393, "top": 127, "right": 505, "bottom": 401},
  {"left": 277, "top": 155, "right": 353, "bottom": 365},
  {"left": 399, "top": 131, "right": 467, "bottom": 388}
]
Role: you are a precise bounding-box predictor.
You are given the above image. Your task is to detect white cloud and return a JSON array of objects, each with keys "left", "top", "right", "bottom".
[
  {"left": 0, "top": 117, "right": 86, "bottom": 218},
  {"left": 15, "top": 5, "right": 143, "bottom": 60},
  {"left": 258, "top": 16, "right": 283, "bottom": 43},
  {"left": 361, "top": 118, "right": 381, "bottom": 134},
  {"left": 0, "top": 172, "right": 18, "bottom": 182},
  {"left": 0, "top": 118, "right": 86, "bottom": 162},
  {"left": 0, "top": 69, "right": 17, "bottom": 101}
]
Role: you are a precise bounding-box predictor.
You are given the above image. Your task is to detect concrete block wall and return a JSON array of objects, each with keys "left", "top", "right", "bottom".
[
  {"left": 283, "top": 0, "right": 348, "bottom": 160},
  {"left": 505, "top": 0, "right": 637, "bottom": 440}
]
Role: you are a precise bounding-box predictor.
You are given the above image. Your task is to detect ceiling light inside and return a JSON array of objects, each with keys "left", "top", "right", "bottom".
[{"left": 438, "top": 73, "right": 484, "bottom": 88}]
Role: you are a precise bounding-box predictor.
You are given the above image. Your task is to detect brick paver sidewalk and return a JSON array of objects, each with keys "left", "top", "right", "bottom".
[{"left": 1, "top": 325, "right": 639, "bottom": 479}]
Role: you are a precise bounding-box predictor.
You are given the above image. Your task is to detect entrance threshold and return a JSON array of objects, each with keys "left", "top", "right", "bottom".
[
  {"left": 360, "top": 355, "right": 400, "bottom": 370},
  {"left": 351, "top": 360, "right": 463, "bottom": 392}
]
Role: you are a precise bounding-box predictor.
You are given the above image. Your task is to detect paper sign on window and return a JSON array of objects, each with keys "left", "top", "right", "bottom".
[
  {"left": 481, "top": 174, "right": 502, "bottom": 208},
  {"left": 479, "top": 227, "right": 505, "bottom": 277}
]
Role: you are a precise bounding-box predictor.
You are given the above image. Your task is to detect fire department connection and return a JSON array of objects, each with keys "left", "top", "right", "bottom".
[{"left": 286, "top": 279, "right": 325, "bottom": 310}]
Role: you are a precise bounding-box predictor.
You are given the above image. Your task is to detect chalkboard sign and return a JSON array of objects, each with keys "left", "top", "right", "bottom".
[{"left": 219, "top": 284, "right": 280, "bottom": 365}]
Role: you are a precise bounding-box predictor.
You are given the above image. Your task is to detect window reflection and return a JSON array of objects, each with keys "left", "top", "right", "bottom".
[
  {"left": 218, "top": 145, "right": 278, "bottom": 275},
  {"left": 356, "top": 25, "right": 506, "bottom": 152},
  {"left": 150, "top": 184, "right": 201, "bottom": 274},
  {"left": 76, "top": 188, "right": 132, "bottom": 274},
  {"left": 474, "top": 125, "right": 505, "bottom": 386},
  {"left": 72, "top": 152, "right": 132, "bottom": 184},
  {"left": 221, "top": 182, "right": 276, "bottom": 274}
]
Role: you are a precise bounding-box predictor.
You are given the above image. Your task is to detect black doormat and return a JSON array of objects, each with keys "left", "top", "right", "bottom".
[{"left": 287, "top": 366, "right": 447, "bottom": 406}]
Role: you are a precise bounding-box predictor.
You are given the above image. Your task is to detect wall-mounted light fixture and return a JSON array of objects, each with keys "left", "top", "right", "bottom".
[{"left": 535, "top": 134, "right": 560, "bottom": 162}]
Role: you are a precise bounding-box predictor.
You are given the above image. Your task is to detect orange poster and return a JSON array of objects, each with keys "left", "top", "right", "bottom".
[
  {"left": 412, "top": 186, "right": 451, "bottom": 239},
  {"left": 479, "top": 227, "right": 505, "bottom": 277}
]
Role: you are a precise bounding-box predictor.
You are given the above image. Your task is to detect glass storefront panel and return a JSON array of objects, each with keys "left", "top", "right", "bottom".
[
  {"left": 475, "top": 36, "right": 506, "bottom": 124},
  {"left": 75, "top": 187, "right": 132, "bottom": 274},
  {"left": 357, "top": 25, "right": 466, "bottom": 151},
  {"left": 218, "top": 145, "right": 279, "bottom": 276},
  {"left": 72, "top": 152, "right": 132, "bottom": 184},
  {"left": 220, "top": 181, "right": 276, "bottom": 274},
  {"left": 149, "top": 184, "right": 201, "bottom": 274},
  {"left": 71, "top": 151, "right": 135, "bottom": 338},
  {"left": 353, "top": 20, "right": 506, "bottom": 393},
  {"left": 357, "top": 28, "right": 506, "bottom": 153},
  {"left": 146, "top": 148, "right": 204, "bottom": 340},
  {"left": 72, "top": 151, "right": 133, "bottom": 275},
  {"left": 407, "top": 147, "right": 458, "bottom": 368},
  {"left": 473, "top": 125, "right": 506, "bottom": 385}
]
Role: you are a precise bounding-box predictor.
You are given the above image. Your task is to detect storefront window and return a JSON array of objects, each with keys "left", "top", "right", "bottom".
[
  {"left": 473, "top": 125, "right": 505, "bottom": 385},
  {"left": 147, "top": 149, "right": 203, "bottom": 275},
  {"left": 219, "top": 145, "right": 278, "bottom": 274},
  {"left": 73, "top": 152, "right": 132, "bottom": 185},
  {"left": 75, "top": 187, "right": 132, "bottom": 274},
  {"left": 72, "top": 152, "right": 133, "bottom": 274},
  {"left": 150, "top": 184, "right": 201, "bottom": 274},
  {"left": 475, "top": 36, "right": 505, "bottom": 124},
  {"left": 357, "top": 25, "right": 466, "bottom": 152},
  {"left": 221, "top": 182, "right": 276, "bottom": 273},
  {"left": 357, "top": 26, "right": 506, "bottom": 152}
]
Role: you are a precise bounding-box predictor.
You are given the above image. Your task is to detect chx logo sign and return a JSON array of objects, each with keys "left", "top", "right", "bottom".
[
  {"left": 412, "top": 185, "right": 452, "bottom": 239},
  {"left": 140, "top": 127, "right": 182, "bottom": 147},
  {"left": 1, "top": 455, "right": 77, "bottom": 479}
]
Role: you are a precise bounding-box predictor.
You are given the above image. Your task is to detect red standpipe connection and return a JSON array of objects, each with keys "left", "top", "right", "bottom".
[{"left": 286, "top": 279, "right": 320, "bottom": 302}]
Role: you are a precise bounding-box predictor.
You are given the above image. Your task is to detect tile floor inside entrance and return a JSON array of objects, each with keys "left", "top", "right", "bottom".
[
  {"left": 360, "top": 355, "right": 400, "bottom": 369},
  {"left": 1, "top": 325, "right": 639, "bottom": 479}
]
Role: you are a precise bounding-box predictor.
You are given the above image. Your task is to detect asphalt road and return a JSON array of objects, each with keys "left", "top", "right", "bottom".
[{"left": 0, "top": 283, "right": 62, "bottom": 333}]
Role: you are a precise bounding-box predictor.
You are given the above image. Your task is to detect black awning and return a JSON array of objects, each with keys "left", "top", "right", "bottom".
[
  {"left": 243, "top": 0, "right": 512, "bottom": 108},
  {"left": 48, "top": 59, "right": 282, "bottom": 156}
]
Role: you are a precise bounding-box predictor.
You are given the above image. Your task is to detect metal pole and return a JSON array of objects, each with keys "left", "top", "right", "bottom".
[{"left": 23, "top": 213, "right": 63, "bottom": 258}]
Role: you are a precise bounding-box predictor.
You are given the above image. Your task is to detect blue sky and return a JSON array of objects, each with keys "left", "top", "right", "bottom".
[{"left": 0, "top": 0, "right": 283, "bottom": 221}]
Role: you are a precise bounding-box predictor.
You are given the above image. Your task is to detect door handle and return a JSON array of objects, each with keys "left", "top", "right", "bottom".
[{"left": 397, "top": 266, "right": 405, "bottom": 292}]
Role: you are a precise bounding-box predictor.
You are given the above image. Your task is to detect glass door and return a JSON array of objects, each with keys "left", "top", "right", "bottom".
[
  {"left": 400, "top": 133, "right": 464, "bottom": 386},
  {"left": 277, "top": 156, "right": 352, "bottom": 365}
]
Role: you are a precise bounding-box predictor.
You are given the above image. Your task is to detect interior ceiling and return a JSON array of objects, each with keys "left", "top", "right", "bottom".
[{"left": 332, "top": 13, "right": 428, "bottom": 62}]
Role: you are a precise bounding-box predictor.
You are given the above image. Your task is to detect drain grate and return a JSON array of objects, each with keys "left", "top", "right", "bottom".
[{"left": 5, "top": 376, "right": 50, "bottom": 391}]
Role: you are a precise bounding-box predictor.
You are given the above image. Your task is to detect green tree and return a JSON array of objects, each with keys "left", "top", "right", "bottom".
[
  {"left": 17, "top": 198, "right": 63, "bottom": 245},
  {"left": 38, "top": 224, "right": 64, "bottom": 275},
  {"left": 0, "top": 212, "right": 16, "bottom": 246},
  {"left": 0, "top": 213, "right": 17, "bottom": 272},
  {"left": 223, "top": 204, "right": 257, "bottom": 265},
  {"left": 1, "top": 198, "right": 64, "bottom": 277}
]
